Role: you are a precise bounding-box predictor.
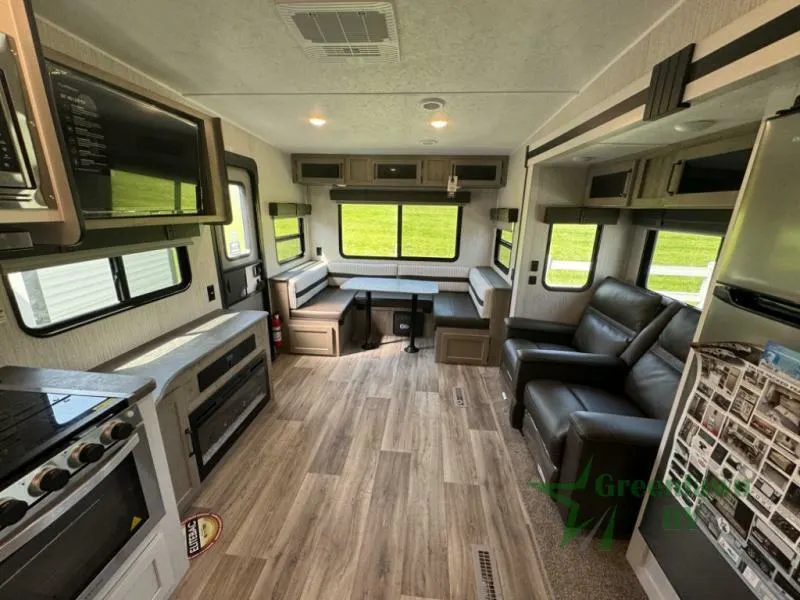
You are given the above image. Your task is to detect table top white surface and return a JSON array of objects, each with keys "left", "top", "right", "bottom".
[{"left": 341, "top": 277, "right": 439, "bottom": 295}]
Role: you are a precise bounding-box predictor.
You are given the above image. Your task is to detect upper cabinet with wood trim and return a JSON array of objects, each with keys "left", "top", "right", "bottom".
[
  {"left": 292, "top": 154, "right": 508, "bottom": 189},
  {"left": 584, "top": 160, "right": 637, "bottom": 207}
]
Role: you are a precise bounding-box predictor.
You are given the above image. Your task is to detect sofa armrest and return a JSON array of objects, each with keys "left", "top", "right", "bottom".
[
  {"left": 504, "top": 317, "right": 577, "bottom": 345},
  {"left": 555, "top": 412, "right": 666, "bottom": 539}
]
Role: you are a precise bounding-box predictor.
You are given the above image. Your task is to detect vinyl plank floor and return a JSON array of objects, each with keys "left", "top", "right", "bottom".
[{"left": 173, "top": 337, "right": 552, "bottom": 600}]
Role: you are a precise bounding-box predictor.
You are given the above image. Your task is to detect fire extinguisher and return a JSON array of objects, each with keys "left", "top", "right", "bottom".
[{"left": 271, "top": 313, "right": 283, "bottom": 349}]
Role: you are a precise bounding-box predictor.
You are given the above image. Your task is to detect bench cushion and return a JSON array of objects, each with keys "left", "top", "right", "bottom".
[
  {"left": 290, "top": 287, "right": 356, "bottom": 321},
  {"left": 433, "top": 292, "right": 489, "bottom": 330},
  {"left": 326, "top": 261, "right": 398, "bottom": 287},
  {"left": 287, "top": 262, "right": 329, "bottom": 309},
  {"left": 397, "top": 264, "right": 470, "bottom": 293},
  {"left": 354, "top": 291, "right": 433, "bottom": 313}
]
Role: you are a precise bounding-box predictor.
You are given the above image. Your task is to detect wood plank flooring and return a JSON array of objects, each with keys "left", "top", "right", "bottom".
[{"left": 173, "top": 338, "right": 551, "bottom": 600}]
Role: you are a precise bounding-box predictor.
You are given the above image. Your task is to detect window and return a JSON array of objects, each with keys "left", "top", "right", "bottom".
[
  {"left": 543, "top": 224, "right": 602, "bottom": 290},
  {"left": 640, "top": 230, "right": 723, "bottom": 307},
  {"left": 273, "top": 217, "right": 305, "bottom": 264},
  {"left": 338, "top": 203, "right": 461, "bottom": 261},
  {"left": 5, "top": 247, "right": 190, "bottom": 335},
  {"left": 494, "top": 227, "right": 513, "bottom": 274},
  {"left": 222, "top": 183, "right": 254, "bottom": 260}
]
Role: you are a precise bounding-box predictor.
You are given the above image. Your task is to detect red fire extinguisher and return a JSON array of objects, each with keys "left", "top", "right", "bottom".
[{"left": 271, "top": 313, "right": 283, "bottom": 349}]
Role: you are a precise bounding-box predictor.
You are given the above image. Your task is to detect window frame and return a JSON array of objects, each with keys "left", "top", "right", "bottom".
[
  {"left": 274, "top": 216, "right": 306, "bottom": 265},
  {"left": 541, "top": 223, "right": 603, "bottom": 292},
  {"left": 3, "top": 247, "right": 191, "bottom": 337},
  {"left": 636, "top": 229, "right": 724, "bottom": 295},
  {"left": 222, "top": 181, "right": 257, "bottom": 262},
  {"left": 337, "top": 203, "right": 462, "bottom": 262},
  {"left": 493, "top": 227, "right": 513, "bottom": 274}
]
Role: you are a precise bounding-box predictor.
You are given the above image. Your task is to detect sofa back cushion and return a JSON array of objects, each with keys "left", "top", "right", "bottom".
[
  {"left": 326, "top": 261, "right": 397, "bottom": 287},
  {"left": 468, "top": 267, "right": 500, "bottom": 318},
  {"left": 572, "top": 278, "right": 663, "bottom": 356},
  {"left": 287, "top": 261, "right": 329, "bottom": 309},
  {"left": 397, "top": 264, "right": 470, "bottom": 292},
  {"left": 624, "top": 306, "right": 700, "bottom": 420}
]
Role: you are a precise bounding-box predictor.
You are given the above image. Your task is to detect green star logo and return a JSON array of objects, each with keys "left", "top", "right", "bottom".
[{"left": 529, "top": 459, "right": 618, "bottom": 551}]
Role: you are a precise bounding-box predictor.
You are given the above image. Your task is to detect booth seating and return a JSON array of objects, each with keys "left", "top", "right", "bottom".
[{"left": 433, "top": 267, "right": 511, "bottom": 366}]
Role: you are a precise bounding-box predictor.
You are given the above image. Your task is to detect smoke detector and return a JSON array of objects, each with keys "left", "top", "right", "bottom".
[
  {"left": 419, "top": 98, "right": 446, "bottom": 111},
  {"left": 275, "top": 1, "right": 399, "bottom": 63}
]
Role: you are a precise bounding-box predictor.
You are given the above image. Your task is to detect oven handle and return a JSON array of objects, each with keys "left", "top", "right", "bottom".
[{"left": 0, "top": 432, "right": 141, "bottom": 563}]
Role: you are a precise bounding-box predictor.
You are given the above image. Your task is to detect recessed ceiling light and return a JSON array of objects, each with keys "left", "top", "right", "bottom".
[
  {"left": 420, "top": 139, "right": 438, "bottom": 146},
  {"left": 430, "top": 119, "right": 448, "bottom": 129},
  {"left": 308, "top": 117, "right": 327, "bottom": 127},
  {"left": 419, "top": 97, "right": 446, "bottom": 111},
  {"left": 674, "top": 119, "right": 716, "bottom": 132}
]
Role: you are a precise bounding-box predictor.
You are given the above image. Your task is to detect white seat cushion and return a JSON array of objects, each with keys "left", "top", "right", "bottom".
[
  {"left": 396, "top": 264, "right": 470, "bottom": 292},
  {"left": 287, "top": 262, "right": 329, "bottom": 309},
  {"left": 325, "top": 261, "right": 398, "bottom": 286},
  {"left": 468, "top": 268, "right": 493, "bottom": 318}
]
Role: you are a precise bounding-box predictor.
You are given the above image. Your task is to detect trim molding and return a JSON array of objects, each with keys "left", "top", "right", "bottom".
[{"left": 526, "top": 5, "right": 800, "bottom": 160}]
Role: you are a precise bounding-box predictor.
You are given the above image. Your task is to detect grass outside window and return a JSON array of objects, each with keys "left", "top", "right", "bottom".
[{"left": 543, "top": 224, "right": 601, "bottom": 290}]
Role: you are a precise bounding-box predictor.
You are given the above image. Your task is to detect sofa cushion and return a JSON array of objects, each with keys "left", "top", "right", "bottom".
[
  {"left": 290, "top": 287, "right": 356, "bottom": 321},
  {"left": 433, "top": 292, "right": 489, "bottom": 330},
  {"left": 397, "top": 264, "right": 470, "bottom": 293},
  {"left": 354, "top": 291, "right": 433, "bottom": 313},
  {"left": 287, "top": 262, "right": 329, "bottom": 309},
  {"left": 624, "top": 306, "right": 700, "bottom": 420},
  {"left": 467, "top": 267, "right": 508, "bottom": 319},
  {"left": 568, "top": 385, "right": 645, "bottom": 418},
  {"left": 572, "top": 278, "right": 663, "bottom": 357},
  {"left": 501, "top": 339, "right": 575, "bottom": 378},
  {"left": 326, "top": 261, "right": 397, "bottom": 287}
]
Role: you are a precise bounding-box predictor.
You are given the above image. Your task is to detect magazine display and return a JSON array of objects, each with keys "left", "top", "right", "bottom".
[{"left": 667, "top": 342, "right": 800, "bottom": 600}]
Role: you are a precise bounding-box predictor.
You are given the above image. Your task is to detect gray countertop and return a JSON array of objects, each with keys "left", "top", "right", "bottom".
[
  {"left": 99, "top": 310, "right": 268, "bottom": 402},
  {"left": 0, "top": 366, "right": 155, "bottom": 403}
]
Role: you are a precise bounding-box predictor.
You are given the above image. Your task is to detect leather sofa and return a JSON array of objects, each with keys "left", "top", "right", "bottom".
[
  {"left": 520, "top": 305, "right": 700, "bottom": 537},
  {"left": 502, "top": 277, "right": 667, "bottom": 429}
]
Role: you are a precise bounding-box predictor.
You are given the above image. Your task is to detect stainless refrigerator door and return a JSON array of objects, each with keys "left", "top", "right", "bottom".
[
  {"left": 700, "top": 294, "right": 800, "bottom": 346},
  {"left": 716, "top": 110, "right": 800, "bottom": 305}
]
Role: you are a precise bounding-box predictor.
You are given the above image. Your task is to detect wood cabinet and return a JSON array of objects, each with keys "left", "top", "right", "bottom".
[
  {"left": 421, "top": 157, "right": 450, "bottom": 187},
  {"left": 102, "top": 532, "right": 176, "bottom": 600},
  {"left": 345, "top": 157, "right": 372, "bottom": 185},
  {"left": 293, "top": 157, "right": 345, "bottom": 184},
  {"left": 451, "top": 157, "right": 506, "bottom": 188},
  {"left": 584, "top": 160, "right": 637, "bottom": 207},
  {"left": 630, "top": 155, "right": 673, "bottom": 208},
  {"left": 156, "top": 380, "right": 198, "bottom": 512},
  {"left": 371, "top": 159, "right": 421, "bottom": 186}
]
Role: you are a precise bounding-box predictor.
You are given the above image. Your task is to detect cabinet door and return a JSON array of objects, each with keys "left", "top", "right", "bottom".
[
  {"left": 584, "top": 160, "right": 636, "bottom": 207},
  {"left": 421, "top": 158, "right": 450, "bottom": 187},
  {"left": 630, "top": 155, "right": 673, "bottom": 208},
  {"left": 371, "top": 159, "right": 421, "bottom": 186},
  {"left": 451, "top": 158, "right": 505, "bottom": 188},
  {"left": 102, "top": 532, "right": 176, "bottom": 600},
  {"left": 294, "top": 158, "right": 344, "bottom": 184},
  {"left": 663, "top": 133, "right": 755, "bottom": 208},
  {"left": 345, "top": 157, "right": 372, "bottom": 185},
  {"left": 156, "top": 386, "right": 199, "bottom": 512}
]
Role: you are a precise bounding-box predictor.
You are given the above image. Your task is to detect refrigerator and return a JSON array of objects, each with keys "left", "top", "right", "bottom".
[{"left": 639, "top": 106, "right": 800, "bottom": 599}]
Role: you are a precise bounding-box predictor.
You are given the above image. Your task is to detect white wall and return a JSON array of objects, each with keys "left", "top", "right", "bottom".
[
  {"left": 308, "top": 186, "right": 498, "bottom": 267},
  {"left": 0, "top": 19, "right": 299, "bottom": 371}
]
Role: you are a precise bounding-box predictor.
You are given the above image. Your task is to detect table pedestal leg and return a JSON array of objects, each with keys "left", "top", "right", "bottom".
[
  {"left": 362, "top": 291, "right": 376, "bottom": 350},
  {"left": 405, "top": 294, "right": 419, "bottom": 353}
]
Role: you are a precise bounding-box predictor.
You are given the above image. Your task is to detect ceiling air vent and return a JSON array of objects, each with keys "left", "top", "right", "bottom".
[{"left": 275, "top": 1, "right": 399, "bottom": 63}]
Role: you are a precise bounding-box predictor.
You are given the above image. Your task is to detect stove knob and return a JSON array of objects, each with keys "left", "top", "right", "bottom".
[
  {"left": 28, "top": 467, "right": 70, "bottom": 496},
  {"left": 100, "top": 420, "right": 134, "bottom": 444},
  {"left": 0, "top": 498, "right": 28, "bottom": 528},
  {"left": 68, "top": 443, "right": 105, "bottom": 468}
]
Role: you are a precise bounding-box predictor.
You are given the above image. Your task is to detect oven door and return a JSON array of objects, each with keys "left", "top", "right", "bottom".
[{"left": 0, "top": 429, "right": 165, "bottom": 600}]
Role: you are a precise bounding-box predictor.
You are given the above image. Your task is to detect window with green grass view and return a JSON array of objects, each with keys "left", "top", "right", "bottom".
[
  {"left": 339, "top": 203, "right": 460, "bottom": 260},
  {"left": 223, "top": 183, "right": 254, "bottom": 260},
  {"left": 543, "top": 224, "right": 601, "bottom": 290},
  {"left": 109, "top": 170, "right": 198, "bottom": 216},
  {"left": 494, "top": 228, "right": 513, "bottom": 274},
  {"left": 274, "top": 217, "right": 305, "bottom": 264},
  {"left": 644, "top": 231, "right": 722, "bottom": 307}
]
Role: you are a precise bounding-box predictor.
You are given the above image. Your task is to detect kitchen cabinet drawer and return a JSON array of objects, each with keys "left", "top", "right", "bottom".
[{"left": 584, "top": 160, "right": 637, "bottom": 207}]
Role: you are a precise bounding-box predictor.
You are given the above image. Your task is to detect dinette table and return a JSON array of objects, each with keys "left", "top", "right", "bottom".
[{"left": 340, "top": 277, "right": 439, "bottom": 353}]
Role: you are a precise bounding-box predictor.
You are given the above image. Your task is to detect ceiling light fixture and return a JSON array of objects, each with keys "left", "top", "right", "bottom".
[
  {"left": 430, "top": 119, "right": 448, "bottom": 129},
  {"left": 419, "top": 97, "right": 446, "bottom": 111},
  {"left": 674, "top": 119, "right": 716, "bottom": 133},
  {"left": 309, "top": 117, "right": 327, "bottom": 127},
  {"left": 420, "top": 139, "right": 438, "bottom": 146}
]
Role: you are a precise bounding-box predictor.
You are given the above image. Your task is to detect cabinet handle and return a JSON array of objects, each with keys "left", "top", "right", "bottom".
[
  {"left": 184, "top": 428, "right": 195, "bottom": 457},
  {"left": 666, "top": 161, "right": 683, "bottom": 195},
  {"left": 621, "top": 169, "right": 633, "bottom": 198}
]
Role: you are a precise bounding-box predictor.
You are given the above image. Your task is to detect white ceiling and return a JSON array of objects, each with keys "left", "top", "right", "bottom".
[{"left": 33, "top": 0, "right": 679, "bottom": 154}]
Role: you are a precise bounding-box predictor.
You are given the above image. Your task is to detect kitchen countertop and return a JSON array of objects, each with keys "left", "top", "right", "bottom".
[
  {"left": 99, "top": 310, "right": 268, "bottom": 402},
  {"left": 0, "top": 365, "right": 155, "bottom": 403}
]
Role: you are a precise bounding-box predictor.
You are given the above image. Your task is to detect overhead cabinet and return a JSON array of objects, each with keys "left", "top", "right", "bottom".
[
  {"left": 584, "top": 160, "right": 637, "bottom": 207},
  {"left": 293, "top": 154, "right": 508, "bottom": 189}
]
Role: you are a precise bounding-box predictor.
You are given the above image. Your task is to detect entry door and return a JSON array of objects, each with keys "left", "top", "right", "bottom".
[{"left": 214, "top": 165, "right": 267, "bottom": 311}]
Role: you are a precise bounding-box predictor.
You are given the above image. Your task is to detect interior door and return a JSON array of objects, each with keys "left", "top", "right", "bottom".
[{"left": 213, "top": 165, "right": 267, "bottom": 311}]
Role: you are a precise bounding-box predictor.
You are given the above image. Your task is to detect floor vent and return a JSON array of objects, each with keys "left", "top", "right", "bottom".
[
  {"left": 454, "top": 388, "right": 466, "bottom": 408},
  {"left": 472, "top": 544, "right": 502, "bottom": 600}
]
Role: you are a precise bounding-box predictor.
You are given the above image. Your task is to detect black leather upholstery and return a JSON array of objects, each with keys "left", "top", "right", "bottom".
[
  {"left": 516, "top": 305, "right": 700, "bottom": 539},
  {"left": 290, "top": 287, "right": 356, "bottom": 321},
  {"left": 354, "top": 291, "right": 433, "bottom": 313},
  {"left": 433, "top": 293, "right": 489, "bottom": 329}
]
